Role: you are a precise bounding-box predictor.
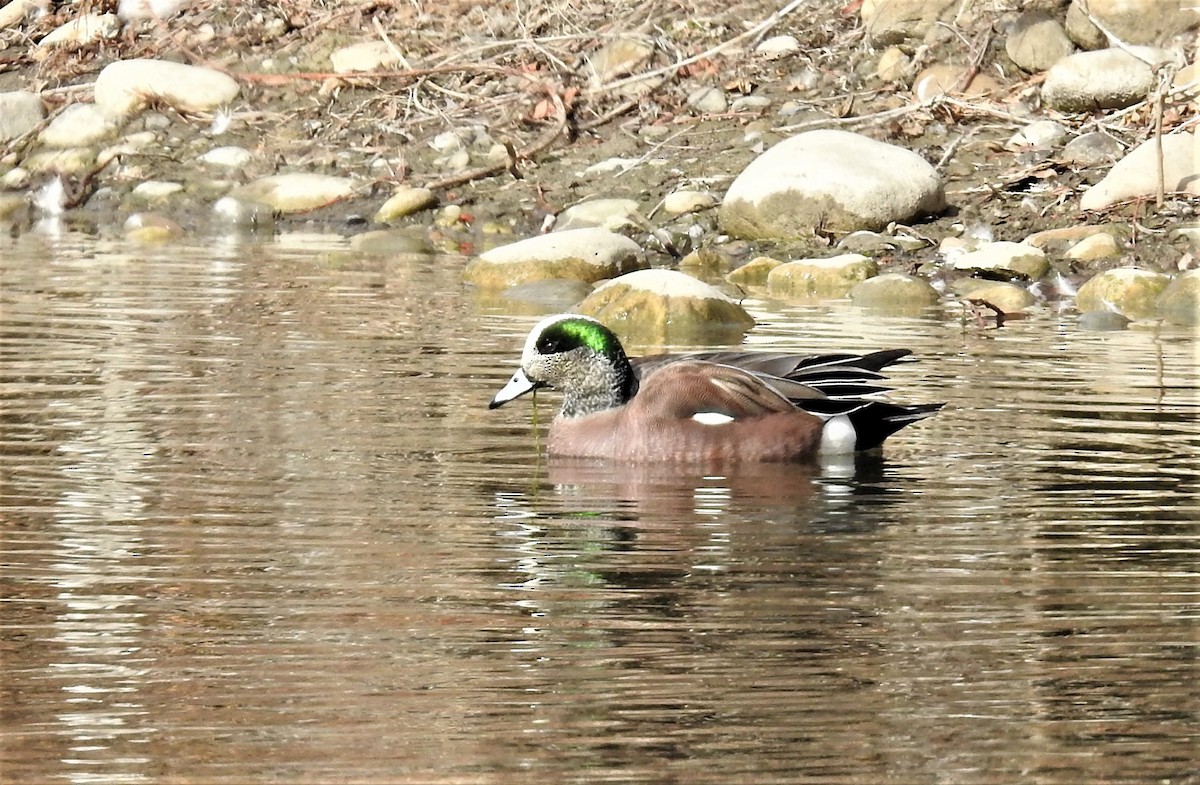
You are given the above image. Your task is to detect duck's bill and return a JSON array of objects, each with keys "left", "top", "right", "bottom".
[{"left": 489, "top": 367, "right": 542, "bottom": 409}]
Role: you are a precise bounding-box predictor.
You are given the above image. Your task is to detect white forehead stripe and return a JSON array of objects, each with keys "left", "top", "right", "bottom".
[{"left": 521, "top": 313, "right": 603, "bottom": 361}]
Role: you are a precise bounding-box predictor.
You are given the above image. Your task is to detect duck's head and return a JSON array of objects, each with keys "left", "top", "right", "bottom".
[{"left": 489, "top": 314, "right": 636, "bottom": 417}]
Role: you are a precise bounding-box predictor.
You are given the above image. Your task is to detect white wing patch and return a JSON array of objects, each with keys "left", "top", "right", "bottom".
[{"left": 693, "top": 411, "right": 735, "bottom": 426}]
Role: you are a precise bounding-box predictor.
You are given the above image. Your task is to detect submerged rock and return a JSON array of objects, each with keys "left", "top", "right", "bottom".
[
  {"left": 719, "top": 129, "right": 945, "bottom": 239},
  {"left": 1155, "top": 270, "right": 1200, "bottom": 326},
  {"left": 767, "top": 254, "right": 878, "bottom": 298},
  {"left": 576, "top": 269, "right": 754, "bottom": 344},
  {"left": 725, "top": 256, "right": 783, "bottom": 287},
  {"left": 464, "top": 227, "right": 645, "bottom": 289},
  {"left": 849, "top": 272, "right": 941, "bottom": 311},
  {"left": 1075, "top": 266, "right": 1171, "bottom": 319}
]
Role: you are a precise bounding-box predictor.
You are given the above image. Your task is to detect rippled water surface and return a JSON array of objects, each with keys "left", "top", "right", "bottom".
[{"left": 2, "top": 233, "right": 1198, "bottom": 784}]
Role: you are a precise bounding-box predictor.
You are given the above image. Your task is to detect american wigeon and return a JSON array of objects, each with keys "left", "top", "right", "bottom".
[{"left": 489, "top": 314, "right": 943, "bottom": 462}]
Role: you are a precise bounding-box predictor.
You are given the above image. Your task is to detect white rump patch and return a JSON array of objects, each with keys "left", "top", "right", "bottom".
[
  {"left": 693, "top": 411, "right": 735, "bottom": 426},
  {"left": 819, "top": 414, "right": 857, "bottom": 454}
]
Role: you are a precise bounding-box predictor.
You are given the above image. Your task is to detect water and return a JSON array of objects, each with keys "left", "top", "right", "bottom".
[{"left": 2, "top": 232, "right": 1197, "bottom": 784}]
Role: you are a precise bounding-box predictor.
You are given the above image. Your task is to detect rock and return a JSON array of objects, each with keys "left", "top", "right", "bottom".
[
  {"left": 0, "top": 91, "right": 44, "bottom": 142},
  {"left": 861, "top": 0, "right": 958, "bottom": 44},
  {"left": 124, "top": 212, "right": 183, "bottom": 242},
  {"left": 131, "top": 180, "right": 183, "bottom": 203},
  {"left": 463, "top": 227, "right": 645, "bottom": 289},
  {"left": 662, "top": 190, "right": 718, "bottom": 215},
  {"left": 1061, "top": 131, "right": 1123, "bottom": 167},
  {"left": 349, "top": 229, "right": 430, "bottom": 256},
  {"left": 1081, "top": 132, "right": 1198, "bottom": 211},
  {"left": 767, "top": 254, "right": 879, "bottom": 298},
  {"left": 200, "top": 145, "right": 253, "bottom": 169},
  {"left": 1042, "top": 48, "right": 1164, "bottom": 111},
  {"left": 229, "top": 173, "right": 357, "bottom": 213},
  {"left": 0, "top": 0, "right": 37, "bottom": 29},
  {"left": 1065, "top": 232, "right": 1121, "bottom": 261},
  {"left": 838, "top": 230, "right": 926, "bottom": 254},
  {"left": 1075, "top": 266, "right": 1171, "bottom": 318},
  {"left": 330, "top": 41, "right": 404, "bottom": 73},
  {"left": 39, "top": 104, "right": 113, "bottom": 148},
  {"left": 678, "top": 248, "right": 728, "bottom": 270},
  {"left": 212, "top": 196, "right": 276, "bottom": 229},
  {"left": 1008, "top": 119, "right": 1067, "bottom": 149},
  {"left": 1169, "top": 225, "right": 1200, "bottom": 251},
  {"left": 1156, "top": 269, "right": 1200, "bottom": 325},
  {"left": 1077, "top": 310, "right": 1131, "bottom": 330},
  {"left": 1024, "top": 224, "right": 1120, "bottom": 250},
  {"left": 912, "top": 64, "right": 1005, "bottom": 100},
  {"left": 725, "top": 256, "right": 783, "bottom": 286},
  {"left": 956, "top": 279, "right": 1037, "bottom": 313},
  {"left": 555, "top": 198, "right": 642, "bottom": 232},
  {"left": 1065, "top": 0, "right": 1198, "bottom": 47},
  {"left": 575, "top": 269, "right": 755, "bottom": 344},
  {"left": 756, "top": 35, "right": 800, "bottom": 59},
  {"left": 0, "top": 193, "right": 27, "bottom": 221},
  {"left": 849, "top": 272, "right": 941, "bottom": 310},
  {"left": 1006, "top": 11, "right": 1074, "bottom": 72},
  {"left": 730, "top": 95, "right": 772, "bottom": 113},
  {"left": 94, "top": 58, "right": 241, "bottom": 120},
  {"left": 586, "top": 38, "right": 654, "bottom": 87},
  {"left": 38, "top": 12, "right": 120, "bottom": 47},
  {"left": 876, "top": 46, "right": 911, "bottom": 81},
  {"left": 374, "top": 186, "right": 436, "bottom": 223},
  {"left": 686, "top": 86, "right": 728, "bottom": 114},
  {"left": 22, "top": 148, "right": 96, "bottom": 175},
  {"left": 951, "top": 241, "right": 1050, "bottom": 279},
  {"left": 719, "top": 129, "right": 945, "bottom": 239},
  {"left": 118, "top": 0, "right": 194, "bottom": 20}
]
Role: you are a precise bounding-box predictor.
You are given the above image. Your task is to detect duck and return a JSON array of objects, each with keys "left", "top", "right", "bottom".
[{"left": 489, "top": 314, "right": 943, "bottom": 462}]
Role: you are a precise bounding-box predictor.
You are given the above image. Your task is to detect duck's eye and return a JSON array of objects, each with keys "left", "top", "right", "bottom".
[{"left": 535, "top": 332, "right": 576, "bottom": 355}]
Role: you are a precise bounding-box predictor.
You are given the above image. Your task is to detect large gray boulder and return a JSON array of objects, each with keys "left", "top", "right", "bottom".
[{"left": 719, "top": 130, "right": 945, "bottom": 240}]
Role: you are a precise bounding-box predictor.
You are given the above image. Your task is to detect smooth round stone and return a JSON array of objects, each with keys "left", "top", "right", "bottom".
[
  {"left": 94, "top": 58, "right": 241, "bottom": 119},
  {"left": 555, "top": 198, "right": 641, "bottom": 232},
  {"left": 1061, "top": 132, "right": 1123, "bottom": 167},
  {"left": 576, "top": 269, "right": 754, "bottom": 345},
  {"left": 730, "top": 96, "right": 772, "bottom": 113},
  {"left": 876, "top": 46, "right": 911, "bottom": 81},
  {"left": 124, "top": 211, "right": 183, "bottom": 242},
  {"left": 586, "top": 37, "right": 654, "bottom": 86},
  {"left": 755, "top": 35, "right": 800, "bottom": 58},
  {"left": 686, "top": 86, "right": 728, "bottom": 114},
  {"left": 662, "top": 190, "right": 718, "bottom": 215},
  {"left": 37, "top": 104, "right": 112, "bottom": 148},
  {"left": 1075, "top": 267, "right": 1171, "bottom": 319},
  {"left": 1065, "top": 232, "right": 1121, "bottom": 261},
  {"left": 118, "top": 0, "right": 194, "bottom": 21},
  {"left": 838, "top": 230, "right": 926, "bottom": 254},
  {"left": 952, "top": 241, "right": 1049, "bottom": 279},
  {"left": 464, "top": 227, "right": 645, "bottom": 289},
  {"left": 849, "top": 272, "right": 941, "bottom": 310},
  {"left": 1005, "top": 11, "right": 1074, "bottom": 72},
  {"left": 330, "top": 41, "right": 404, "bottom": 73},
  {"left": 131, "top": 180, "right": 184, "bottom": 202},
  {"left": 374, "top": 186, "right": 436, "bottom": 223},
  {"left": 349, "top": 229, "right": 430, "bottom": 256},
  {"left": 955, "top": 279, "right": 1036, "bottom": 313},
  {"left": 767, "top": 254, "right": 879, "bottom": 298},
  {"left": 200, "top": 145, "right": 253, "bottom": 169},
  {"left": 1041, "top": 47, "right": 1161, "bottom": 111},
  {"left": 1008, "top": 119, "right": 1067, "bottom": 148},
  {"left": 212, "top": 196, "right": 276, "bottom": 229},
  {"left": 913, "top": 64, "right": 1004, "bottom": 101},
  {"left": 1080, "top": 131, "right": 1198, "bottom": 212},
  {"left": 720, "top": 129, "right": 945, "bottom": 238},
  {"left": 1155, "top": 270, "right": 1200, "bottom": 326},
  {"left": 0, "top": 193, "right": 28, "bottom": 220},
  {"left": 725, "top": 256, "right": 783, "bottom": 286},
  {"left": 22, "top": 148, "right": 96, "bottom": 175},
  {"left": 230, "top": 173, "right": 357, "bottom": 213},
  {"left": 38, "top": 12, "right": 119, "bottom": 47},
  {"left": 0, "top": 91, "right": 45, "bottom": 142},
  {"left": 1077, "top": 310, "right": 1131, "bottom": 331}
]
